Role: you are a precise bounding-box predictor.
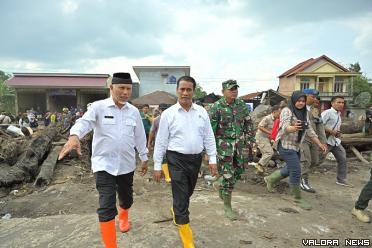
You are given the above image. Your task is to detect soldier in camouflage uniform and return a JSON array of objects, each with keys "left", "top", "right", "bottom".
[{"left": 209, "top": 79, "right": 255, "bottom": 220}]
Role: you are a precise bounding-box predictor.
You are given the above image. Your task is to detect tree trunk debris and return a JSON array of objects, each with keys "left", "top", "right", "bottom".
[
  {"left": 34, "top": 146, "right": 63, "bottom": 187},
  {"left": 0, "top": 125, "right": 62, "bottom": 188}
]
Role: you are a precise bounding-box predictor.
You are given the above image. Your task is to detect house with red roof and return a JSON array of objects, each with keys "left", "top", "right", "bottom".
[
  {"left": 278, "top": 55, "right": 359, "bottom": 107},
  {"left": 6, "top": 73, "right": 111, "bottom": 114}
]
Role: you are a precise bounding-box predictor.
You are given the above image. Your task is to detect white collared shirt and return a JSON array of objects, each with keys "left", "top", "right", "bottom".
[
  {"left": 321, "top": 107, "right": 341, "bottom": 146},
  {"left": 70, "top": 97, "right": 148, "bottom": 176},
  {"left": 153, "top": 102, "right": 217, "bottom": 171}
]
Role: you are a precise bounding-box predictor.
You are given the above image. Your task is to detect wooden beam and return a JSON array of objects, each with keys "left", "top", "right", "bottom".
[{"left": 349, "top": 145, "right": 370, "bottom": 164}]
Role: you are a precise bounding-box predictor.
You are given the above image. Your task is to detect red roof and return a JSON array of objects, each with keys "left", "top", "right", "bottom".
[
  {"left": 279, "top": 55, "right": 349, "bottom": 78},
  {"left": 6, "top": 73, "right": 110, "bottom": 88}
]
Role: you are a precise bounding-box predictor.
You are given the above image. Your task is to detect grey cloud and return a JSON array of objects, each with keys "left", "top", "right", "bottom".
[
  {"left": 0, "top": 0, "right": 172, "bottom": 64},
  {"left": 241, "top": 0, "right": 372, "bottom": 27}
]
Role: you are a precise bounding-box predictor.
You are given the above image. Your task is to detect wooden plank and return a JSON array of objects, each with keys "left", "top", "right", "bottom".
[{"left": 349, "top": 145, "right": 370, "bottom": 164}]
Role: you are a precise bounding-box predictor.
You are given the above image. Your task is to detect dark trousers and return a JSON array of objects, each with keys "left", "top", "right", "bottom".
[
  {"left": 95, "top": 171, "right": 134, "bottom": 222},
  {"left": 278, "top": 142, "right": 301, "bottom": 186},
  {"left": 327, "top": 144, "right": 347, "bottom": 181},
  {"left": 355, "top": 168, "right": 372, "bottom": 210},
  {"left": 167, "top": 150, "right": 202, "bottom": 225}
]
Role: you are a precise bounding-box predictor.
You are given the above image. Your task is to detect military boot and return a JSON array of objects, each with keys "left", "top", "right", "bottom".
[
  {"left": 223, "top": 191, "right": 238, "bottom": 220},
  {"left": 213, "top": 176, "right": 223, "bottom": 200},
  {"left": 264, "top": 170, "right": 283, "bottom": 193},
  {"left": 291, "top": 185, "right": 312, "bottom": 210}
]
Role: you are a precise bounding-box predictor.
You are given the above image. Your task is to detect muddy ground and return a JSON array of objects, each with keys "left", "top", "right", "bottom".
[{"left": 0, "top": 153, "right": 371, "bottom": 248}]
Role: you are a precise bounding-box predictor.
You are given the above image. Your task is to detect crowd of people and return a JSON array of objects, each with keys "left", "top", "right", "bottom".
[
  {"left": 0, "top": 106, "right": 88, "bottom": 130},
  {"left": 46, "top": 72, "right": 372, "bottom": 248}
]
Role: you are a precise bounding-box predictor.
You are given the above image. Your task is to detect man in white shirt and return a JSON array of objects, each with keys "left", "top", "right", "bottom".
[
  {"left": 58, "top": 72, "right": 148, "bottom": 248},
  {"left": 153, "top": 76, "right": 217, "bottom": 248},
  {"left": 321, "top": 96, "right": 351, "bottom": 187}
]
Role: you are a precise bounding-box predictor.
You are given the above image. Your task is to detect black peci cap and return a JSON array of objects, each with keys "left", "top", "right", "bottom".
[{"left": 112, "top": 72, "right": 132, "bottom": 84}]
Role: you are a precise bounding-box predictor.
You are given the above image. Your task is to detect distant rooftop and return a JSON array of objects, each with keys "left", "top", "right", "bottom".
[
  {"left": 6, "top": 73, "right": 110, "bottom": 88},
  {"left": 278, "top": 55, "right": 352, "bottom": 78},
  {"left": 133, "top": 66, "right": 190, "bottom": 79}
]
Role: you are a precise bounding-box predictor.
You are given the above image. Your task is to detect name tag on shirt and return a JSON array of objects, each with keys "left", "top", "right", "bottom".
[{"left": 102, "top": 116, "right": 115, "bottom": 125}]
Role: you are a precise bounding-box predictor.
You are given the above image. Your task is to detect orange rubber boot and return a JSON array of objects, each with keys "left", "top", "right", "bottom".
[
  {"left": 99, "top": 219, "right": 117, "bottom": 248},
  {"left": 118, "top": 208, "right": 131, "bottom": 233}
]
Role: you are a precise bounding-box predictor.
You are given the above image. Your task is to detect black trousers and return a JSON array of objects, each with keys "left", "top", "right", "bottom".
[
  {"left": 355, "top": 168, "right": 372, "bottom": 210},
  {"left": 95, "top": 171, "right": 134, "bottom": 222},
  {"left": 167, "top": 150, "right": 202, "bottom": 225}
]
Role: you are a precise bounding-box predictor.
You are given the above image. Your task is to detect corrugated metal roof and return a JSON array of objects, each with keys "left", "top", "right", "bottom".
[
  {"left": 6, "top": 73, "right": 110, "bottom": 88},
  {"left": 240, "top": 92, "right": 262, "bottom": 100}
]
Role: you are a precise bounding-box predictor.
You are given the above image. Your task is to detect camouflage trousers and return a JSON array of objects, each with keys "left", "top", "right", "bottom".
[
  {"left": 217, "top": 153, "right": 245, "bottom": 195},
  {"left": 300, "top": 140, "right": 322, "bottom": 179}
]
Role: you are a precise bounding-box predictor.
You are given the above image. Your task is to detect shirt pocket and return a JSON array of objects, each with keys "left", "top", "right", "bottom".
[
  {"left": 102, "top": 116, "right": 116, "bottom": 125},
  {"left": 123, "top": 118, "right": 136, "bottom": 136},
  {"left": 195, "top": 114, "right": 206, "bottom": 136}
]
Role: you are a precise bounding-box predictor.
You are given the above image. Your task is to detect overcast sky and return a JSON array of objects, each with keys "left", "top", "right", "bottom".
[{"left": 1, "top": 0, "right": 372, "bottom": 95}]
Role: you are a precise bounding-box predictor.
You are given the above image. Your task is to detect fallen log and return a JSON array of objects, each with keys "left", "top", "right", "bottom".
[
  {"left": 341, "top": 132, "right": 372, "bottom": 146},
  {"left": 349, "top": 145, "right": 370, "bottom": 164},
  {"left": 34, "top": 146, "right": 63, "bottom": 187},
  {"left": 341, "top": 137, "right": 372, "bottom": 146},
  {"left": 0, "top": 126, "right": 61, "bottom": 187},
  {"left": 341, "top": 132, "right": 367, "bottom": 138}
]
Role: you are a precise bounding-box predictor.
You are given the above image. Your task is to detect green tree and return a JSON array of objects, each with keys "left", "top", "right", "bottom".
[
  {"left": 348, "top": 63, "right": 372, "bottom": 105},
  {"left": 194, "top": 83, "right": 207, "bottom": 99},
  {"left": 352, "top": 75, "right": 371, "bottom": 96},
  {"left": 349, "top": 62, "right": 361, "bottom": 73},
  {"left": 0, "top": 70, "right": 15, "bottom": 113}
]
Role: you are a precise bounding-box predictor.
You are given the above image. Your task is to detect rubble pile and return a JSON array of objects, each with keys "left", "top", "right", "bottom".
[{"left": 0, "top": 123, "right": 75, "bottom": 195}]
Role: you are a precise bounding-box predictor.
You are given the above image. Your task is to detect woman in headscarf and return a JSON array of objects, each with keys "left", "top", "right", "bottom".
[{"left": 264, "top": 91, "right": 327, "bottom": 210}]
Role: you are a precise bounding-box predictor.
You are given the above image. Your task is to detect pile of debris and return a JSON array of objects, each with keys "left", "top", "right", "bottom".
[{"left": 0, "top": 122, "right": 87, "bottom": 196}]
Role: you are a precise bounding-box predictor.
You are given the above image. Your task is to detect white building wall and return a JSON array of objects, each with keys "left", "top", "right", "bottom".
[{"left": 138, "top": 69, "right": 188, "bottom": 96}]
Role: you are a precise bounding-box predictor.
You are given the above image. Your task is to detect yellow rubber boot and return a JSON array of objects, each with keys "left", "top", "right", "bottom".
[
  {"left": 99, "top": 219, "right": 117, "bottom": 248},
  {"left": 178, "top": 223, "right": 195, "bottom": 248},
  {"left": 170, "top": 207, "right": 177, "bottom": 226},
  {"left": 162, "top": 163, "right": 171, "bottom": 183}
]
